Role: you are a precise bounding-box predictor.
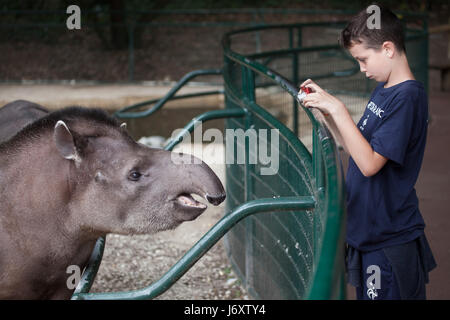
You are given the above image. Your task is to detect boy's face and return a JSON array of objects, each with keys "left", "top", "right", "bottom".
[{"left": 348, "top": 41, "right": 391, "bottom": 83}]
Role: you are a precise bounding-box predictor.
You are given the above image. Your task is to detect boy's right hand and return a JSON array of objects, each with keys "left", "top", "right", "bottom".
[
  {"left": 300, "top": 78, "right": 317, "bottom": 90},
  {"left": 300, "top": 78, "right": 324, "bottom": 96},
  {"left": 299, "top": 79, "right": 345, "bottom": 117}
]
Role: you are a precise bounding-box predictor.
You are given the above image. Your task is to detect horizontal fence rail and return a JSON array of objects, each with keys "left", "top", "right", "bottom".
[{"left": 72, "top": 197, "right": 316, "bottom": 300}]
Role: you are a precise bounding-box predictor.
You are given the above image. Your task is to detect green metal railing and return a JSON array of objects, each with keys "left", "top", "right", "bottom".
[
  {"left": 72, "top": 51, "right": 346, "bottom": 302},
  {"left": 221, "top": 26, "right": 346, "bottom": 298},
  {"left": 113, "top": 69, "right": 223, "bottom": 119},
  {"left": 72, "top": 197, "right": 316, "bottom": 300},
  {"left": 71, "top": 13, "right": 427, "bottom": 300}
]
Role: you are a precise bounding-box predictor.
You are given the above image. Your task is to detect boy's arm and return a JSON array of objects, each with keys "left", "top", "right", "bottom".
[
  {"left": 332, "top": 108, "right": 388, "bottom": 177},
  {"left": 311, "top": 108, "right": 349, "bottom": 153},
  {"left": 301, "top": 80, "right": 388, "bottom": 177}
]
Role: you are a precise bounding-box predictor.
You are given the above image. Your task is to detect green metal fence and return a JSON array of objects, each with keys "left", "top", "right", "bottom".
[
  {"left": 71, "top": 26, "right": 347, "bottom": 300},
  {"left": 222, "top": 24, "right": 347, "bottom": 299},
  {"left": 219, "top": 14, "right": 427, "bottom": 299},
  {"left": 71, "top": 12, "right": 428, "bottom": 300}
]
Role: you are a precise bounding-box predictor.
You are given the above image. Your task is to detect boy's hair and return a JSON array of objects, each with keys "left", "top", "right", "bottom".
[{"left": 339, "top": 4, "right": 406, "bottom": 53}]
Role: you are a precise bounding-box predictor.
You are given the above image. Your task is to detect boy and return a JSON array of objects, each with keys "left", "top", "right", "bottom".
[{"left": 300, "top": 5, "right": 436, "bottom": 300}]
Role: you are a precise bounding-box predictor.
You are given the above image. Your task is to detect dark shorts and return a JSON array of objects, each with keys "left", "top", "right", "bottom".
[{"left": 346, "top": 234, "right": 437, "bottom": 300}]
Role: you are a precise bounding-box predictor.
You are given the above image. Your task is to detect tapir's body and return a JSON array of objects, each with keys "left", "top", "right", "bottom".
[
  {"left": 0, "top": 100, "right": 225, "bottom": 299},
  {"left": 0, "top": 100, "right": 48, "bottom": 144}
]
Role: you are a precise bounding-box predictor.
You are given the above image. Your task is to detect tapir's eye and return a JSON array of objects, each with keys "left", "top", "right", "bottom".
[{"left": 128, "top": 170, "right": 142, "bottom": 181}]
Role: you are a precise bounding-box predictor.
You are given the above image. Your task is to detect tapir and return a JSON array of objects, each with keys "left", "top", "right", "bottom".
[{"left": 0, "top": 100, "right": 226, "bottom": 299}]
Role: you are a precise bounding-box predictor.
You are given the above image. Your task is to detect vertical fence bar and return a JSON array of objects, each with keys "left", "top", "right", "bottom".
[
  {"left": 297, "top": 26, "right": 303, "bottom": 47},
  {"left": 289, "top": 27, "right": 299, "bottom": 136},
  {"left": 292, "top": 52, "right": 299, "bottom": 135},
  {"left": 242, "top": 66, "right": 256, "bottom": 294},
  {"left": 295, "top": 26, "right": 303, "bottom": 137},
  {"left": 312, "top": 123, "right": 321, "bottom": 263},
  {"left": 312, "top": 123, "right": 326, "bottom": 195},
  {"left": 253, "top": 12, "right": 262, "bottom": 53}
]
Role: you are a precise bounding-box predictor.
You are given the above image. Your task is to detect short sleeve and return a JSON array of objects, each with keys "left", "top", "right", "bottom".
[{"left": 370, "top": 94, "right": 415, "bottom": 166}]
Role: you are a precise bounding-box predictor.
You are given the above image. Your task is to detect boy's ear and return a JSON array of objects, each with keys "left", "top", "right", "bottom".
[{"left": 381, "top": 41, "right": 395, "bottom": 58}]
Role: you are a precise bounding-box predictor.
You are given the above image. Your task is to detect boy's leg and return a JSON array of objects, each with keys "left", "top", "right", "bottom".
[
  {"left": 382, "top": 238, "right": 427, "bottom": 300},
  {"left": 355, "top": 282, "right": 365, "bottom": 300},
  {"left": 357, "top": 248, "right": 401, "bottom": 300}
]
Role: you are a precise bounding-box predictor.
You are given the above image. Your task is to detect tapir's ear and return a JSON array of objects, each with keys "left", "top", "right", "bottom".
[
  {"left": 120, "top": 122, "right": 127, "bottom": 130},
  {"left": 53, "top": 120, "right": 81, "bottom": 162}
]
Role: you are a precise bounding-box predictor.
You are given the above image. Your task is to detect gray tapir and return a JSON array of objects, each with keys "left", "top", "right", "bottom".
[{"left": 0, "top": 100, "right": 225, "bottom": 299}]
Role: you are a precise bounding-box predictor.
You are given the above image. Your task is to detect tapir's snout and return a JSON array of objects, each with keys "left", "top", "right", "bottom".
[
  {"left": 206, "top": 193, "right": 226, "bottom": 206},
  {"left": 173, "top": 191, "right": 226, "bottom": 222},
  {"left": 154, "top": 150, "right": 226, "bottom": 222}
]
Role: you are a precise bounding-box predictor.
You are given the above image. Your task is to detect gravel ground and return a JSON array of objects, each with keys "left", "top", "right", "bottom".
[{"left": 89, "top": 143, "right": 249, "bottom": 300}]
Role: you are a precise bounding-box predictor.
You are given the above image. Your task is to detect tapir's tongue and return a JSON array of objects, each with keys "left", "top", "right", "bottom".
[{"left": 177, "top": 194, "right": 207, "bottom": 209}]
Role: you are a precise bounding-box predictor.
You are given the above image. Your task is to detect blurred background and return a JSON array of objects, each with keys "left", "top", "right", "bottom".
[{"left": 0, "top": 0, "right": 448, "bottom": 85}]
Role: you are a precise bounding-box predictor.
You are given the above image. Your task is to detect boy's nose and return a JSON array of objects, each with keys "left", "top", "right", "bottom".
[{"left": 359, "top": 64, "right": 366, "bottom": 73}]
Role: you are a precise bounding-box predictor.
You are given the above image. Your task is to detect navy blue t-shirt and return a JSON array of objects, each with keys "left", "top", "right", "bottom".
[{"left": 345, "top": 80, "right": 428, "bottom": 251}]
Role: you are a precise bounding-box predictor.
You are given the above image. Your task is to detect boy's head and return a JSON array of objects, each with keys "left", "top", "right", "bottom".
[{"left": 340, "top": 4, "right": 407, "bottom": 82}]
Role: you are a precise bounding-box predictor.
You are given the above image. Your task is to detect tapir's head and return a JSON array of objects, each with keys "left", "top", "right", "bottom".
[{"left": 48, "top": 107, "right": 225, "bottom": 236}]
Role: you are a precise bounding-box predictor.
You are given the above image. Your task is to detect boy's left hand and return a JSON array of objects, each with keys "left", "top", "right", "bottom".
[{"left": 299, "top": 79, "right": 345, "bottom": 117}]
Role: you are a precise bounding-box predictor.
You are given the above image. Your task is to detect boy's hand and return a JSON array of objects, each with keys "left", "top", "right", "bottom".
[
  {"left": 300, "top": 79, "right": 388, "bottom": 177},
  {"left": 299, "top": 79, "right": 345, "bottom": 117}
]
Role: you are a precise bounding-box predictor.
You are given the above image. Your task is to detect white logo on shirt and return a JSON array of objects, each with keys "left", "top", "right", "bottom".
[
  {"left": 360, "top": 114, "right": 370, "bottom": 131},
  {"left": 367, "top": 101, "right": 384, "bottom": 118},
  {"left": 367, "top": 281, "right": 378, "bottom": 300}
]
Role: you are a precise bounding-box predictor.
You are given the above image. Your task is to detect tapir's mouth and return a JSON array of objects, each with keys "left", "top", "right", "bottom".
[
  {"left": 175, "top": 193, "right": 207, "bottom": 210},
  {"left": 172, "top": 191, "right": 225, "bottom": 221}
]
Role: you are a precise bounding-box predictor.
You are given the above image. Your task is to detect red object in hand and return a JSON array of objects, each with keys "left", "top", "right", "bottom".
[
  {"left": 301, "top": 86, "right": 312, "bottom": 94},
  {"left": 300, "top": 86, "right": 329, "bottom": 116}
]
